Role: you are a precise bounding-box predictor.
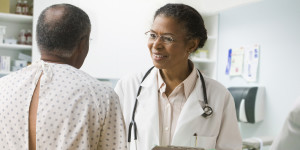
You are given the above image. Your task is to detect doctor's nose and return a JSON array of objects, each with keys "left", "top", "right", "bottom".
[{"left": 152, "top": 37, "right": 164, "bottom": 49}]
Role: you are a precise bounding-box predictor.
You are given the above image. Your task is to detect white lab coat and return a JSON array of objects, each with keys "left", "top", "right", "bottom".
[
  {"left": 115, "top": 67, "right": 242, "bottom": 150},
  {"left": 270, "top": 98, "right": 300, "bottom": 150}
]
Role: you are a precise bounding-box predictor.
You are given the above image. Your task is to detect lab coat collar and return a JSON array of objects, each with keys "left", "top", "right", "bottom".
[
  {"left": 136, "top": 68, "right": 160, "bottom": 147},
  {"left": 140, "top": 67, "right": 158, "bottom": 88},
  {"left": 172, "top": 71, "right": 206, "bottom": 145}
]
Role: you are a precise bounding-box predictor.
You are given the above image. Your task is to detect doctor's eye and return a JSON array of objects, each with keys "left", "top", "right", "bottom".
[
  {"left": 161, "top": 35, "right": 174, "bottom": 43},
  {"left": 145, "top": 31, "right": 157, "bottom": 40}
]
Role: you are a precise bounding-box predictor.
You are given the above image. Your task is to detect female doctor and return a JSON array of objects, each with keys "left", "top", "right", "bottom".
[{"left": 115, "top": 3, "right": 242, "bottom": 150}]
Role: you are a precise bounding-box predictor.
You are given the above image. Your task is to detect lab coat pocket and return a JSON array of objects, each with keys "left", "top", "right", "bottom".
[{"left": 190, "top": 135, "right": 217, "bottom": 149}]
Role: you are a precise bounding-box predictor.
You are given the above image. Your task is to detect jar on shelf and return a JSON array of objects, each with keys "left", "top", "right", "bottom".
[
  {"left": 15, "top": 0, "right": 23, "bottom": 14},
  {"left": 25, "top": 30, "right": 32, "bottom": 45},
  {"left": 0, "top": 26, "right": 6, "bottom": 44},
  {"left": 22, "top": 0, "right": 29, "bottom": 15},
  {"left": 18, "top": 29, "right": 26, "bottom": 45},
  {"left": 29, "top": 4, "right": 33, "bottom": 16},
  {"left": 194, "top": 49, "right": 209, "bottom": 59}
]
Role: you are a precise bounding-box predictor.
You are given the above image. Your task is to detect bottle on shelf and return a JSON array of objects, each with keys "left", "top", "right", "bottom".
[
  {"left": 29, "top": 4, "right": 33, "bottom": 16},
  {"left": 25, "top": 29, "right": 32, "bottom": 45},
  {"left": 18, "top": 29, "right": 26, "bottom": 45},
  {"left": 0, "top": 26, "right": 6, "bottom": 44},
  {"left": 15, "top": 0, "right": 23, "bottom": 14},
  {"left": 22, "top": 0, "right": 29, "bottom": 15}
]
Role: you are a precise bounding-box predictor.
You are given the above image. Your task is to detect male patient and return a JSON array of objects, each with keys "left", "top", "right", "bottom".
[{"left": 0, "top": 4, "right": 126, "bottom": 150}]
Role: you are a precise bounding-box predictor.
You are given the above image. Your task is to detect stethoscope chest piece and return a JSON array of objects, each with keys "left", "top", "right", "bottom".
[{"left": 201, "top": 105, "right": 213, "bottom": 118}]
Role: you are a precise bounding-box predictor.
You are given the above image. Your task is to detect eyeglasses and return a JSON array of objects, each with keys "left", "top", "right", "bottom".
[{"left": 145, "top": 31, "right": 175, "bottom": 44}]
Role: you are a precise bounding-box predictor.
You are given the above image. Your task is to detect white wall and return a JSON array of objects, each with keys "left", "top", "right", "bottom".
[
  {"left": 33, "top": 0, "right": 158, "bottom": 79},
  {"left": 33, "top": 0, "right": 224, "bottom": 79},
  {"left": 218, "top": 0, "right": 300, "bottom": 140}
]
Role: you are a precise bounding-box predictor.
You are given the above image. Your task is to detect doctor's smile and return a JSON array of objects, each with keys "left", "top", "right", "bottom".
[
  {"left": 152, "top": 53, "right": 168, "bottom": 61},
  {"left": 115, "top": 3, "right": 242, "bottom": 150}
]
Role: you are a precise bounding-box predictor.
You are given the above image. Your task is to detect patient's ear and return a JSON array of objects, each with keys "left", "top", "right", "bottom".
[
  {"left": 72, "top": 35, "right": 90, "bottom": 69},
  {"left": 77, "top": 35, "right": 89, "bottom": 54}
]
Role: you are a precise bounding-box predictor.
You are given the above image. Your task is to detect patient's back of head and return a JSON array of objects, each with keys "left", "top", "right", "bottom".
[{"left": 36, "top": 4, "right": 91, "bottom": 58}]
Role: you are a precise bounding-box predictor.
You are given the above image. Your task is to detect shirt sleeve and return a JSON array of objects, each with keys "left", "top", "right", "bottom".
[
  {"left": 216, "top": 91, "right": 243, "bottom": 150},
  {"left": 98, "top": 91, "right": 127, "bottom": 150}
]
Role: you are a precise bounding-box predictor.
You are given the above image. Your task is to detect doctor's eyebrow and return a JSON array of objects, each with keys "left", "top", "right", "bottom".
[{"left": 149, "top": 29, "right": 175, "bottom": 36}]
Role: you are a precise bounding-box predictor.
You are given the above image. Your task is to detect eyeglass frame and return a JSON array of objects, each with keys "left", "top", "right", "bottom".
[{"left": 145, "top": 31, "right": 176, "bottom": 44}]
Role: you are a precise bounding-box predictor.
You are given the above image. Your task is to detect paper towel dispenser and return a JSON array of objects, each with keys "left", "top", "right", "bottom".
[{"left": 228, "top": 86, "right": 265, "bottom": 123}]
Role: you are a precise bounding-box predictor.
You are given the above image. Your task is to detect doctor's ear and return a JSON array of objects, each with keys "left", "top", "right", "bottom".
[{"left": 187, "top": 38, "right": 200, "bottom": 53}]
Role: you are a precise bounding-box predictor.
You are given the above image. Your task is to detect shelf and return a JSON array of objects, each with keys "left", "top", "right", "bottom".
[
  {"left": 0, "top": 12, "right": 33, "bottom": 24},
  {"left": 0, "top": 71, "right": 11, "bottom": 75},
  {"left": 0, "top": 44, "right": 32, "bottom": 51},
  {"left": 207, "top": 36, "right": 217, "bottom": 40},
  {"left": 190, "top": 57, "right": 216, "bottom": 63}
]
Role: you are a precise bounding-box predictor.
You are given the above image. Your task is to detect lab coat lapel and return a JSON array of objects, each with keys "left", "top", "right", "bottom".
[
  {"left": 172, "top": 77, "right": 205, "bottom": 145},
  {"left": 135, "top": 68, "right": 160, "bottom": 148}
]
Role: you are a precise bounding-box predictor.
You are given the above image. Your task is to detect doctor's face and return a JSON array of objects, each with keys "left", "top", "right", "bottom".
[{"left": 147, "top": 15, "right": 192, "bottom": 70}]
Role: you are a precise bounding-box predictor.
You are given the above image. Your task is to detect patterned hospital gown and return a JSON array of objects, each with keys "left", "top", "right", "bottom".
[{"left": 0, "top": 60, "right": 127, "bottom": 150}]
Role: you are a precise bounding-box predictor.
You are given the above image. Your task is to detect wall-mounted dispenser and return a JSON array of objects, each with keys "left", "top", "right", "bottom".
[{"left": 228, "top": 86, "right": 265, "bottom": 123}]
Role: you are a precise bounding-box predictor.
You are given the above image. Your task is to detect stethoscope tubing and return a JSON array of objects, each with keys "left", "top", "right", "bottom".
[
  {"left": 128, "top": 66, "right": 154, "bottom": 142},
  {"left": 128, "top": 66, "right": 213, "bottom": 142}
]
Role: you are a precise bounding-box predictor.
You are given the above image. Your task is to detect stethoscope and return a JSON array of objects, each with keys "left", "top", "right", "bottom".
[{"left": 128, "top": 66, "right": 213, "bottom": 143}]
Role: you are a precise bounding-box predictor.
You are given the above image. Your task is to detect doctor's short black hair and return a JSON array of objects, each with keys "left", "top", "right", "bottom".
[
  {"left": 36, "top": 4, "right": 91, "bottom": 57},
  {"left": 154, "top": 3, "right": 207, "bottom": 50}
]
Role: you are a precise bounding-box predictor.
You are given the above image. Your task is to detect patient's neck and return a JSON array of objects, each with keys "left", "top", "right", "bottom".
[
  {"left": 40, "top": 54, "right": 70, "bottom": 65},
  {"left": 40, "top": 50, "right": 82, "bottom": 69}
]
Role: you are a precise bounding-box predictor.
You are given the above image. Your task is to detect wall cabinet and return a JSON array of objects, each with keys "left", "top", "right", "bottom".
[
  {"left": 190, "top": 15, "right": 219, "bottom": 79},
  {"left": 0, "top": 0, "right": 33, "bottom": 77}
]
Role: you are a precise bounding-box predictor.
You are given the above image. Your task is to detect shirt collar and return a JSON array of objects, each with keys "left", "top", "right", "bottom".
[
  {"left": 157, "top": 61, "right": 198, "bottom": 99},
  {"left": 182, "top": 63, "right": 198, "bottom": 99},
  {"left": 157, "top": 70, "right": 166, "bottom": 93}
]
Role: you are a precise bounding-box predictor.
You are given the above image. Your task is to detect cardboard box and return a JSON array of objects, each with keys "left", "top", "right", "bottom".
[
  {"left": 14, "top": 60, "right": 27, "bottom": 68},
  {"left": 0, "top": 0, "right": 10, "bottom": 13},
  {"left": 0, "top": 56, "right": 11, "bottom": 72},
  {"left": 18, "top": 53, "right": 32, "bottom": 62}
]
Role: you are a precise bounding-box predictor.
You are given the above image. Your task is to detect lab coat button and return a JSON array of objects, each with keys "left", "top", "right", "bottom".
[{"left": 165, "top": 127, "right": 169, "bottom": 131}]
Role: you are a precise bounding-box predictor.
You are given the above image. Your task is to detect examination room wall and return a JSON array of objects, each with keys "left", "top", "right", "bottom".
[{"left": 217, "top": 0, "right": 300, "bottom": 143}]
